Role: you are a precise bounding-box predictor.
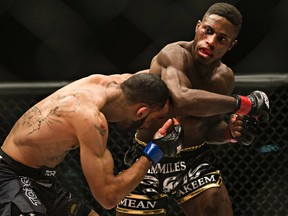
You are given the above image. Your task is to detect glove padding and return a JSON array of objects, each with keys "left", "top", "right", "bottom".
[
  {"left": 233, "top": 90, "right": 270, "bottom": 122},
  {"left": 143, "top": 124, "right": 184, "bottom": 163},
  {"left": 151, "top": 124, "right": 184, "bottom": 157},
  {"left": 227, "top": 115, "right": 258, "bottom": 146}
]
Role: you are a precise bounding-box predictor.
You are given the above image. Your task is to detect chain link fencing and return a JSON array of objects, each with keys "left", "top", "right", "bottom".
[{"left": 0, "top": 75, "right": 287, "bottom": 216}]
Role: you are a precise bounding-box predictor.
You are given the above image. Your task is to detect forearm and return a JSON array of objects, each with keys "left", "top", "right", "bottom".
[
  {"left": 88, "top": 119, "right": 177, "bottom": 209},
  {"left": 173, "top": 88, "right": 237, "bottom": 117},
  {"left": 97, "top": 118, "right": 181, "bottom": 209},
  {"left": 112, "top": 156, "right": 151, "bottom": 200},
  {"left": 161, "top": 67, "right": 237, "bottom": 117},
  {"left": 93, "top": 156, "right": 151, "bottom": 209}
]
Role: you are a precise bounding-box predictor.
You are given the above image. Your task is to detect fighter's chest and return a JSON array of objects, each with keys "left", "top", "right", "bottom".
[{"left": 187, "top": 69, "right": 216, "bottom": 91}]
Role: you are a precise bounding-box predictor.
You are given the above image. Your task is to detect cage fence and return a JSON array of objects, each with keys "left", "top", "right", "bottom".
[{"left": 0, "top": 75, "right": 287, "bottom": 216}]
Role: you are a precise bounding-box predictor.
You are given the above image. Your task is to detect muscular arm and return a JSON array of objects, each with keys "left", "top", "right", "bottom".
[
  {"left": 81, "top": 146, "right": 151, "bottom": 209},
  {"left": 162, "top": 67, "right": 236, "bottom": 116},
  {"left": 76, "top": 110, "right": 172, "bottom": 209},
  {"left": 150, "top": 45, "right": 237, "bottom": 117}
]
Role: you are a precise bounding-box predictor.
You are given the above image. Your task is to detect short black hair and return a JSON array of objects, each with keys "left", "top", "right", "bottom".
[
  {"left": 204, "top": 2, "right": 242, "bottom": 31},
  {"left": 120, "top": 73, "right": 169, "bottom": 111}
]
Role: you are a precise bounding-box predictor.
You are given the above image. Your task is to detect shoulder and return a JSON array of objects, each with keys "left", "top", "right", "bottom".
[
  {"left": 75, "top": 106, "right": 109, "bottom": 157},
  {"left": 108, "top": 73, "right": 132, "bottom": 83},
  {"left": 215, "top": 63, "right": 234, "bottom": 80},
  {"left": 161, "top": 41, "right": 191, "bottom": 55},
  {"left": 73, "top": 103, "right": 108, "bottom": 135},
  {"left": 57, "top": 85, "right": 107, "bottom": 124},
  {"left": 156, "top": 41, "right": 192, "bottom": 67}
]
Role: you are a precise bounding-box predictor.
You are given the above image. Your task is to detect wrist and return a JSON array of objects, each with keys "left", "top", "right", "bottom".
[
  {"left": 142, "top": 141, "right": 164, "bottom": 164},
  {"left": 233, "top": 95, "right": 252, "bottom": 115}
]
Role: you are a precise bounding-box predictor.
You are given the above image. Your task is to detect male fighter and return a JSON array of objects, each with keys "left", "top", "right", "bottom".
[
  {"left": 117, "top": 3, "right": 270, "bottom": 216},
  {"left": 0, "top": 73, "right": 185, "bottom": 216}
]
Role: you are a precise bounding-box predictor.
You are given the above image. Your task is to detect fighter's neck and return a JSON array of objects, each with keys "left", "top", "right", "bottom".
[
  {"left": 101, "top": 83, "right": 128, "bottom": 122},
  {"left": 189, "top": 42, "right": 221, "bottom": 80}
]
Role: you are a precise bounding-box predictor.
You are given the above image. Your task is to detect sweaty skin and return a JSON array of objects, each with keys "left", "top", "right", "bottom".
[
  {"left": 118, "top": 14, "right": 239, "bottom": 216},
  {"left": 138, "top": 14, "right": 239, "bottom": 148},
  {"left": 1, "top": 73, "right": 171, "bottom": 210}
]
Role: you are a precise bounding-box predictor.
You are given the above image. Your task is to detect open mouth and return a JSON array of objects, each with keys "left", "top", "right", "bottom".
[{"left": 199, "top": 48, "right": 212, "bottom": 57}]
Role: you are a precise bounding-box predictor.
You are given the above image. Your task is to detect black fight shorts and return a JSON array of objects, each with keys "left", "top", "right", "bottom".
[
  {"left": 117, "top": 140, "right": 222, "bottom": 215},
  {"left": 0, "top": 148, "right": 91, "bottom": 216}
]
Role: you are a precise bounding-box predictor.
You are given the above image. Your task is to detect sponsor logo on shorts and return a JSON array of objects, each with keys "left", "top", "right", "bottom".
[
  {"left": 44, "top": 170, "right": 56, "bottom": 176},
  {"left": 118, "top": 198, "right": 157, "bottom": 209},
  {"left": 139, "top": 162, "right": 213, "bottom": 195},
  {"left": 177, "top": 172, "right": 219, "bottom": 196},
  {"left": 147, "top": 161, "right": 186, "bottom": 174},
  {"left": 21, "top": 177, "right": 42, "bottom": 206},
  {"left": 176, "top": 171, "right": 222, "bottom": 203},
  {"left": 161, "top": 163, "right": 209, "bottom": 193}
]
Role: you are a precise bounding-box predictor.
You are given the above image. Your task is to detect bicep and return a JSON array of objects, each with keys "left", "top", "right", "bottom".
[
  {"left": 80, "top": 143, "right": 115, "bottom": 199},
  {"left": 75, "top": 113, "right": 114, "bottom": 199},
  {"left": 161, "top": 65, "right": 191, "bottom": 89},
  {"left": 150, "top": 48, "right": 192, "bottom": 102},
  {"left": 169, "top": 68, "right": 236, "bottom": 117}
]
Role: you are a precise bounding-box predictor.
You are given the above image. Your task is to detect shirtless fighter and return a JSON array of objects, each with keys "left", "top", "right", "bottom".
[
  {"left": 0, "top": 73, "right": 187, "bottom": 216},
  {"left": 117, "top": 3, "right": 270, "bottom": 216}
]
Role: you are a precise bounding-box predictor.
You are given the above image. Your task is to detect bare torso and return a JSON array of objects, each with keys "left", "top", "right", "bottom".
[
  {"left": 137, "top": 41, "right": 233, "bottom": 147},
  {"left": 1, "top": 74, "right": 130, "bottom": 168}
]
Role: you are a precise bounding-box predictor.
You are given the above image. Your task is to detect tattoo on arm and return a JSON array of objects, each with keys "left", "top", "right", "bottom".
[{"left": 94, "top": 124, "right": 107, "bottom": 137}]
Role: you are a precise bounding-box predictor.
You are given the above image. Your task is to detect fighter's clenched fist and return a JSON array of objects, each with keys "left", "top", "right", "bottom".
[
  {"left": 233, "top": 90, "right": 270, "bottom": 122},
  {"left": 225, "top": 114, "right": 258, "bottom": 146},
  {"left": 124, "top": 118, "right": 184, "bottom": 165},
  {"left": 143, "top": 118, "right": 184, "bottom": 163}
]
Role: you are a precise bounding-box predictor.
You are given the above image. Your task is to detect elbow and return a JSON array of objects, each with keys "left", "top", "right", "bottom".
[
  {"left": 171, "top": 88, "right": 190, "bottom": 109},
  {"left": 95, "top": 194, "right": 121, "bottom": 210},
  {"left": 101, "top": 203, "right": 116, "bottom": 210}
]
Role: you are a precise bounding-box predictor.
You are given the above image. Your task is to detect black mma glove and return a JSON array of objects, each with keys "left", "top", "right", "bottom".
[
  {"left": 143, "top": 124, "right": 184, "bottom": 164},
  {"left": 226, "top": 115, "right": 258, "bottom": 146},
  {"left": 233, "top": 90, "right": 270, "bottom": 122}
]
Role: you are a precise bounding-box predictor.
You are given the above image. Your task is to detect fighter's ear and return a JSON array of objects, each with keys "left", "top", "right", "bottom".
[
  {"left": 195, "top": 20, "right": 201, "bottom": 32},
  {"left": 136, "top": 106, "right": 149, "bottom": 119},
  {"left": 229, "top": 40, "right": 238, "bottom": 51}
]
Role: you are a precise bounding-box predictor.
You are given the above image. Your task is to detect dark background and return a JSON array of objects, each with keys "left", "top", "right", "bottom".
[
  {"left": 0, "top": 1, "right": 287, "bottom": 215},
  {"left": 0, "top": 0, "right": 287, "bottom": 82}
]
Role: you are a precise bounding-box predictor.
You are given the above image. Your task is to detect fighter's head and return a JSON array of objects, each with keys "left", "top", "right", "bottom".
[
  {"left": 204, "top": 3, "right": 242, "bottom": 36},
  {"left": 193, "top": 3, "right": 242, "bottom": 64},
  {"left": 118, "top": 73, "right": 170, "bottom": 130}
]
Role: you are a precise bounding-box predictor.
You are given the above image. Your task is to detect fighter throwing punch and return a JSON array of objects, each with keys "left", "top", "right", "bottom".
[
  {"left": 0, "top": 73, "right": 186, "bottom": 216},
  {"left": 117, "top": 3, "right": 270, "bottom": 216}
]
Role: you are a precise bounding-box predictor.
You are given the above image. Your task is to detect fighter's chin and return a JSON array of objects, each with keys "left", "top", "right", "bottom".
[{"left": 196, "top": 55, "right": 211, "bottom": 64}]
